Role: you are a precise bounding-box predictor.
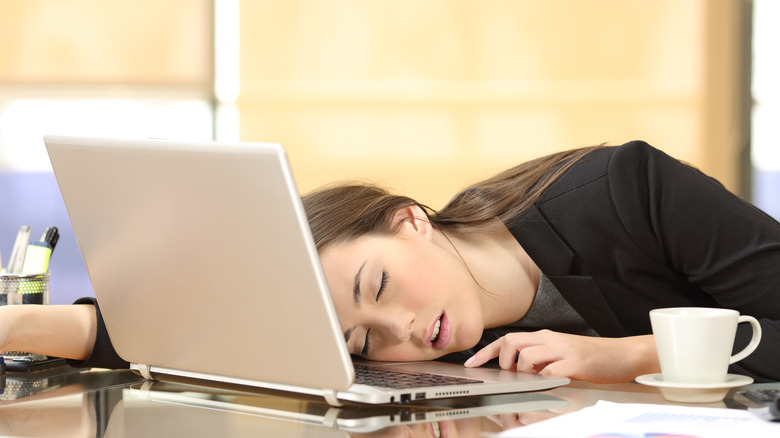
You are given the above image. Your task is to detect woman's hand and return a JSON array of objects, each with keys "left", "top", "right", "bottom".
[{"left": 463, "top": 330, "right": 660, "bottom": 383}]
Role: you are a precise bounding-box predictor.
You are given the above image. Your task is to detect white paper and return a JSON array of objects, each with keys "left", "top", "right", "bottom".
[{"left": 499, "top": 401, "right": 780, "bottom": 438}]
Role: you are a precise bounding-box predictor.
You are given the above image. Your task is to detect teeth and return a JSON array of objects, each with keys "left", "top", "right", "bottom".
[{"left": 431, "top": 318, "right": 441, "bottom": 343}]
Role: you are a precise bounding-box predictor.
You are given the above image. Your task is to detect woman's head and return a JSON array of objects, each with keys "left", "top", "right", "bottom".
[
  {"left": 303, "top": 184, "right": 489, "bottom": 361},
  {"left": 306, "top": 198, "right": 489, "bottom": 362}
]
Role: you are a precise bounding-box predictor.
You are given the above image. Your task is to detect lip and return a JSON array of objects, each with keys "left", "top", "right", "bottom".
[{"left": 425, "top": 312, "right": 451, "bottom": 350}]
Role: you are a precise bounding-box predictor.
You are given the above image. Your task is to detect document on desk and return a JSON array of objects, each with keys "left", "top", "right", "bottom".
[{"left": 499, "top": 401, "right": 780, "bottom": 438}]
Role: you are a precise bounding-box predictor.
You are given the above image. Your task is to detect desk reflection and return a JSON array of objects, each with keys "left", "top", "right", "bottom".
[
  {"left": 0, "top": 369, "right": 745, "bottom": 438},
  {"left": 108, "top": 380, "right": 571, "bottom": 437}
]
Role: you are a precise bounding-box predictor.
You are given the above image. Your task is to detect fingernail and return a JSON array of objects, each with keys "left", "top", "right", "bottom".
[{"left": 464, "top": 357, "right": 475, "bottom": 367}]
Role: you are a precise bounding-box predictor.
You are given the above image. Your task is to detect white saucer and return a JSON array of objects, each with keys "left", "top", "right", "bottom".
[{"left": 636, "top": 373, "right": 753, "bottom": 403}]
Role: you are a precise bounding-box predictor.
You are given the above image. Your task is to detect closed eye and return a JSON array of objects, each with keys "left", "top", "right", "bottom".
[
  {"left": 362, "top": 270, "right": 389, "bottom": 357},
  {"left": 362, "top": 329, "right": 371, "bottom": 357}
]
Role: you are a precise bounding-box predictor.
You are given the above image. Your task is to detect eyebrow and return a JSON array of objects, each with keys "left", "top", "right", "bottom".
[{"left": 343, "top": 260, "right": 367, "bottom": 344}]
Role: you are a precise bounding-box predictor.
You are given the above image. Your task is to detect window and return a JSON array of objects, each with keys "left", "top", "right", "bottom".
[
  {"left": 0, "top": 0, "right": 215, "bottom": 171},
  {"left": 751, "top": 0, "right": 780, "bottom": 220}
]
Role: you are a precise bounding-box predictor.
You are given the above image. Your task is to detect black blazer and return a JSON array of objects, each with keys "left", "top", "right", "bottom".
[{"left": 508, "top": 141, "right": 780, "bottom": 382}]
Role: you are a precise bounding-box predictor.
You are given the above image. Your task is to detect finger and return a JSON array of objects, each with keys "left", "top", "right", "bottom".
[
  {"left": 497, "top": 340, "right": 523, "bottom": 370},
  {"left": 536, "top": 358, "right": 581, "bottom": 379},
  {"left": 516, "top": 344, "right": 565, "bottom": 375},
  {"left": 466, "top": 331, "right": 559, "bottom": 369},
  {"left": 464, "top": 340, "right": 502, "bottom": 368}
]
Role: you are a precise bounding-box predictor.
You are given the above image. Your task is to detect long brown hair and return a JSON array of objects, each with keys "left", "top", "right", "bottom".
[{"left": 302, "top": 146, "right": 605, "bottom": 250}]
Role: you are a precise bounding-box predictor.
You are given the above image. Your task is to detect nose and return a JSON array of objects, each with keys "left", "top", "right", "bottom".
[{"left": 375, "top": 307, "right": 416, "bottom": 342}]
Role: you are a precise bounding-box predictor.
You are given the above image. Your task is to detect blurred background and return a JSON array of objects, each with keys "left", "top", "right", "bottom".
[{"left": 0, "top": 0, "right": 777, "bottom": 303}]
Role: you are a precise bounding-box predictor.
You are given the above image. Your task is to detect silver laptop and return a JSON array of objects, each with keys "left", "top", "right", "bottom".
[{"left": 44, "top": 135, "right": 569, "bottom": 406}]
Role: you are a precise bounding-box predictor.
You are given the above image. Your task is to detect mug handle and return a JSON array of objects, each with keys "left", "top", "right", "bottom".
[{"left": 729, "top": 315, "right": 762, "bottom": 364}]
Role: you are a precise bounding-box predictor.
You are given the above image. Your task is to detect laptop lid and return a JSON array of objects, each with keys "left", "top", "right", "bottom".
[{"left": 44, "top": 135, "right": 354, "bottom": 392}]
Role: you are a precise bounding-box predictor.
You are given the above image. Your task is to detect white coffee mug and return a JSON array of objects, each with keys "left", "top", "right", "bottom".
[{"left": 649, "top": 307, "right": 762, "bottom": 384}]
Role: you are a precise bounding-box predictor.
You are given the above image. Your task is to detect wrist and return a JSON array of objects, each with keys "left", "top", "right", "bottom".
[{"left": 632, "top": 334, "right": 661, "bottom": 377}]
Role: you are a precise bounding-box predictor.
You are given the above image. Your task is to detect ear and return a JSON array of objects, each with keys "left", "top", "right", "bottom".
[{"left": 392, "top": 205, "right": 433, "bottom": 240}]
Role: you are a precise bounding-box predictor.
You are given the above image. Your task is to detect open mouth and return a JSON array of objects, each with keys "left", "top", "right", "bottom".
[{"left": 428, "top": 312, "right": 450, "bottom": 350}]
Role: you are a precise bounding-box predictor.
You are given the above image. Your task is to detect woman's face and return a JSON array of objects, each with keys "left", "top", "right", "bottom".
[{"left": 319, "top": 212, "right": 486, "bottom": 361}]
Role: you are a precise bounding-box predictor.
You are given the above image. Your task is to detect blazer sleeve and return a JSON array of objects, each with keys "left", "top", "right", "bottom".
[
  {"left": 65, "top": 297, "right": 130, "bottom": 370},
  {"left": 609, "top": 141, "right": 780, "bottom": 381}
]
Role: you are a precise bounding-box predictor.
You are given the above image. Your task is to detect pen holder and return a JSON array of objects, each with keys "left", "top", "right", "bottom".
[
  {"left": 0, "top": 272, "right": 49, "bottom": 306},
  {"left": 0, "top": 272, "right": 49, "bottom": 362}
]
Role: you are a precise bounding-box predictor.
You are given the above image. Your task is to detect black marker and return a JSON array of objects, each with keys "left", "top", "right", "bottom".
[{"left": 41, "top": 226, "right": 59, "bottom": 252}]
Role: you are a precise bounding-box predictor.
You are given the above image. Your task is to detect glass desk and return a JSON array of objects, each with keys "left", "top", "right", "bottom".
[{"left": 0, "top": 366, "right": 768, "bottom": 437}]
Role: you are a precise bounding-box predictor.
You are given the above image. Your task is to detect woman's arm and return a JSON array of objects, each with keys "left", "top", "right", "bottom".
[
  {"left": 464, "top": 330, "right": 660, "bottom": 384},
  {"left": 0, "top": 304, "right": 97, "bottom": 360}
]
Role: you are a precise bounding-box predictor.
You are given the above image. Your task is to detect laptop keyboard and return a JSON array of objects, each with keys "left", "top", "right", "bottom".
[{"left": 354, "top": 363, "right": 483, "bottom": 389}]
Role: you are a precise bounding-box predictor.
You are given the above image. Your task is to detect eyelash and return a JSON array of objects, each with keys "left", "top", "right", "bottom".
[
  {"left": 362, "top": 330, "right": 371, "bottom": 357},
  {"left": 376, "top": 270, "right": 389, "bottom": 300},
  {"left": 362, "top": 270, "right": 389, "bottom": 357}
]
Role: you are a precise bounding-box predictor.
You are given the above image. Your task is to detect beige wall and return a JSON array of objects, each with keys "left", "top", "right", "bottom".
[
  {"left": 237, "top": 0, "right": 747, "bottom": 208},
  {"left": 0, "top": 1, "right": 747, "bottom": 206}
]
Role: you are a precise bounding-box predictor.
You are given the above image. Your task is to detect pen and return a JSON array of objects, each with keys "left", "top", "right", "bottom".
[
  {"left": 7, "top": 225, "right": 30, "bottom": 274},
  {"left": 41, "top": 226, "right": 59, "bottom": 252}
]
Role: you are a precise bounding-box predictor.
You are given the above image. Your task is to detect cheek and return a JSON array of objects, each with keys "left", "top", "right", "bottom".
[
  {"left": 394, "top": 262, "right": 439, "bottom": 305},
  {"left": 395, "top": 241, "right": 456, "bottom": 292}
]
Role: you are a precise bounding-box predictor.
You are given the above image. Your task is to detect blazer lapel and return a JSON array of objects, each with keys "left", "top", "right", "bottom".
[
  {"left": 509, "top": 205, "right": 628, "bottom": 337},
  {"left": 509, "top": 205, "right": 573, "bottom": 276}
]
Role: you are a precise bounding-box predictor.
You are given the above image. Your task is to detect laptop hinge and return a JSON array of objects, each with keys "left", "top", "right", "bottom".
[
  {"left": 322, "top": 389, "right": 343, "bottom": 407},
  {"left": 136, "top": 364, "right": 154, "bottom": 380}
]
